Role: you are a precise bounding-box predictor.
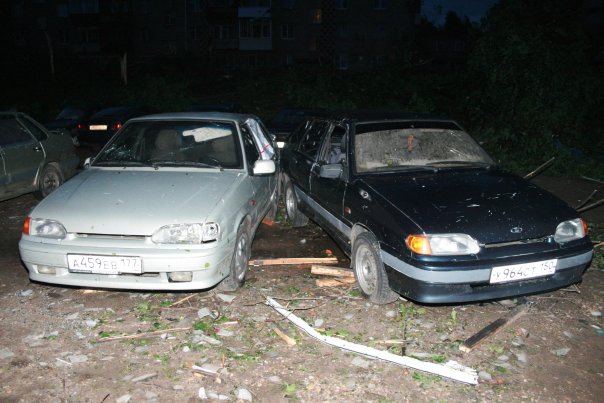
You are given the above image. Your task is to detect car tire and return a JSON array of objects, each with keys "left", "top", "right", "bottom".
[
  {"left": 284, "top": 181, "right": 308, "bottom": 227},
  {"left": 218, "top": 221, "right": 251, "bottom": 291},
  {"left": 352, "top": 232, "right": 399, "bottom": 305},
  {"left": 35, "top": 164, "right": 63, "bottom": 200}
]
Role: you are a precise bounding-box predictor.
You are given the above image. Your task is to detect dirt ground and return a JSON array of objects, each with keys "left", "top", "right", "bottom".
[{"left": 0, "top": 176, "right": 602, "bottom": 402}]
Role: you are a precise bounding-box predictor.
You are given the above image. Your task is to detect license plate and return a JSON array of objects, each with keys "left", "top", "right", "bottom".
[
  {"left": 89, "top": 125, "right": 107, "bottom": 131},
  {"left": 68, "top": 254, "right": 142, "bottom": 274},
  {"left": 490, "top": 259, "right": 557, "bottom": 284}
]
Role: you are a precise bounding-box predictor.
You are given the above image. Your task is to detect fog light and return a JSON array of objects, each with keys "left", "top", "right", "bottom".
[
  {"left": 168, "top": 271, "right": 192, "bottom": 282},
  {"left": 38, "top": 265, "right": 57, "bottom": 274}
]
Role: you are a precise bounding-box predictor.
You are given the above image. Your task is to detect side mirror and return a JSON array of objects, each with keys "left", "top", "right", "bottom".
[
  {"left": 252, "top": 159, "right": 276, "bottom": 175},
  {"left": 83, "top": 157, "right": 92, "bottom": 168},
  {"left": 319, "top": 163, "right": 343, "bottom": 179}
]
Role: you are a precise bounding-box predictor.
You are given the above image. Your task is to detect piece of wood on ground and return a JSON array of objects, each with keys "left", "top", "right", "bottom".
[
  {"left": 95, "top": 327, "right": 191, "bottom": 343},
  {"left": 274, "top": 327, "right": 297, "bottom": 346},
  {"left": 311, "top": 265, "right": 354, "bottom": 278},
  {"left": 249, "top": 257, "right": 338, "bottom": 266},
  {"left": 460, "top": 300, "right": 530, "bottom": 353},
  {"left": 316, "top": 277, "right": 356, "bottom": 287},
  {"left": 265, "top": 297, "right": 478, "bottom": 385}
]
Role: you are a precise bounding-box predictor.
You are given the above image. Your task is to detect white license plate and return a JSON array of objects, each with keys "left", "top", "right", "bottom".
[
  {"left": 68, "top": 254, "right": 142, "bottom": 274},
  {"left": 490, "top": 259, "right": 557, "bottom": 284},
  {"left": 89, "top": 125, "right": 107, "bottom": 131}
]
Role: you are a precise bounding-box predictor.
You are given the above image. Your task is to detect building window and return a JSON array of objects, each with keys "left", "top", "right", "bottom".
[
  {"left": 337, "top": 55, "right": 349, "bottom": 70},
  {"left": 335, "top": 0, "right": 348, "bottom": 9},
  {"left": 164, "top": 14, "right": 176, "bottom": 27},
  {"left": 310, "top": 9, "right": 322, "bottom": 23},
  {"left": 81, "top": 27, "right": 99, "bottom": 44},
  {"left": 240, "top": 19, "right": 271, "bottom": 38},
  {"left": 213, "top": 25, "right": 235, "bottom": 40},
  {"left": 188, "top": 27, "right": 202, "bottom": 41},
  {"left": 59, "top": 29, "right": 69, "bottom": 44},
  {"left": 69, "top": 0, "right": 99, "bottom": 14},
  {"left": 373, "top": 0, "right": 386, "bottom": 10},
  {"left": 57, "top": 4, "right": 69, "bottom": 17},
  {"left": 281, "top": 24, "right": 294, "bottom": 40}
]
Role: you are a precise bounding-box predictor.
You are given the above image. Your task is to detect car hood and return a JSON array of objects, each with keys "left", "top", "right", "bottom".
[
  {"left": 32, "top": 168, "right": 245, "bottom": 236},
  {"left": 361, "top": 169, "right": 578, "bottom": 244}
]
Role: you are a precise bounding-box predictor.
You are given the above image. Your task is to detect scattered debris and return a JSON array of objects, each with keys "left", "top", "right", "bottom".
[
  {"left": 95, "top": 327, "right": 191, "bottom": 342},
  {"left": 216, "top": 293, "right": 237, "bottom": 303},
  {"left": 131, "top": 373, "right": 157, "bottom": 383},
  {"left": 249, "top": 257, "right": 338, "bottom": 266},
  {"left": 265, "top": 297, "right": 478, "bottom": 384},
  {"left": 577, "top": 198, "right": 604, "bottom": 213},
  {"left": 19, "top": 289, "right": 33, "bottom": 297},
  {"left": 591, "top": 311, "right": 602, "bottom": 317},
  {"left": 316, "top": 278, "right": 356, "bottom": 287},
  {"left": 170, "top": 294, "right": 196, "bottom": 307},
  {"left": 553, "top": 348, "right": 570, "bottom": 357},
  {"left": 0, "top": 348, "right": 15, "bottom": 360},
  {"left": 236, "top": 387, "right": 253, "bottom": 401},
  {"left": 274, "top": 327, "right": 297, "bottom": 346},
  {"left": 351, "top": 356, "right": 370, "bottom": 369},
  {"left": 576, "top": 189, "right": 599, "bottom": 209},
  {"left": 460, "top": 299, "right": 531, "bottom": 353},
  {"left": 310, "top": 265, "right": 354, "bottom": 278}
]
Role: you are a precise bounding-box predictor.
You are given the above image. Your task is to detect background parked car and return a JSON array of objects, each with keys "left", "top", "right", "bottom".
[
  {"left": 20, "top": 112, "right": 278, "bottom": 292},
  {"left": 267, "top": 107, "right": 326, "bottom": 148},
  {"left": 43, "top": 105, "right": 99, "bottom": 146},
  {"left": 0, "top": 111, "right": 79, "bottom": 201},
  {"left": 280, "top": 111, "right": 593, "bottom": 304},
  {"left": 77, "top": 106, "right": 157, "bottom": 149}
]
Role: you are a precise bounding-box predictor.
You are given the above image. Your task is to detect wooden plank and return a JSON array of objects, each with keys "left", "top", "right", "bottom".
[
  {"left": 315, "top": 278, "right": 356, "bottom": 287},
  {"left": 249, "top": 257, "right": 338, "bottom": 266},
  {"left": 460, "top": 301, "right": 530, "bottom": 353},
  {"left": 274, "top": 327, "right": 297, "bottom": 346},
  {"left": 310, "top": 265, "right": 354, "bottom": 278}
]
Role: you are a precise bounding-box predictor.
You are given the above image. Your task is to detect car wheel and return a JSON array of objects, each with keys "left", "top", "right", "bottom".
[
  {"left": 353, "top": 232, "right": 399, "bottom": 305},
  {"left": 35, "top": 165, "right": 63, "bottom": 200},
  {"left": 284, "top": 181, "right": 308, "bottom": 227},
  {"left": 218, "top": 221, "right": 251, "bottom": 291}
]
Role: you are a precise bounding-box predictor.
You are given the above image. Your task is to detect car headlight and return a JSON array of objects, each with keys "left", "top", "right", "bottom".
[
  {"left": 554, "top": 218, "right": 586, "bottom": 244},
  {"left": 151, "top": 222, "right": 220, "bottom": 244},
  {"left": 406, "top": 234, "right": 480, "bottom": 256},
  {"left": 23, "top": 217, "right": 67, "bottom": 239}
]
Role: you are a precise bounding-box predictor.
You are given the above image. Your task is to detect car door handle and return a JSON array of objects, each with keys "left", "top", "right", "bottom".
[{"left": 34, "top": 146, "right": 42, "bottom": 152}]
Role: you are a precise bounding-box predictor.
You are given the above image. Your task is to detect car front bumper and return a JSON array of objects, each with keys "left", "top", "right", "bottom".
[
  {"left": 19, "top": 236, "right": 234, "bottom": 291},
  {"left": 381, "top": 246, "right": 594, "bottom": 304}
]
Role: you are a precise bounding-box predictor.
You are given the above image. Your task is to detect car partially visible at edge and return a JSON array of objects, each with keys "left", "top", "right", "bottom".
[{"left": 0, "top": 111, "right": 79, "bottom": 201}]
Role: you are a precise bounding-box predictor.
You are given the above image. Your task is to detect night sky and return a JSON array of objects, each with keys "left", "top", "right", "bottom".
[{"left": 422, "top": 0, "right": 499, "bottom": 25}]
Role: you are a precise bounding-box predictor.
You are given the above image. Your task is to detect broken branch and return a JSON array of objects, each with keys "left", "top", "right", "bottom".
[
  {"left": 524, "top": 157, "right": 555, "bottom": 180},
  {"left": 274, "top": 327, "right": 297, "bottom": 346},
  {"left": 577, "top": 197, "right": 604, "bottom": 213},
  {"left": 575, "top": 189, "right": 598, "bottom": 209},
  {"left": 169, "top": 294, "right": 196, "bottom": 307}
]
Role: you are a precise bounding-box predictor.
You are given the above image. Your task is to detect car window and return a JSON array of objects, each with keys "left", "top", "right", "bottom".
[
  {"left": 19, "top": 116, "right": 48, "bottom": 141},
  {"left": 297, "top": 120, "right": 329, "bottom": 159},
  {"left": 0, "top": 117, "right": 35, "bottom": 146},
  {"left": 354, "top": 126, "right": 493, "bottom": 173},
  {"left": 240, "top": 124, "right": 260, "bottom": 168},
  {"left": 94, "top": 120, "right": 243, "bottom": 169},
  {"left": 321, "top": 125, "right": 347, "bottom": 164}
]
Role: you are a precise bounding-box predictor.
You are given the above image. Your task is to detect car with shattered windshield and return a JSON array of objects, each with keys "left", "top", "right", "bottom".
[
  {"left": 280, "top": 112, "right": 593, "bottom": 304},
  {"left": 1, "top": 111, "right": 79, "bottom": 202},
  {"left": 20, "top": 112, "right": 278, "bottom": 291}
]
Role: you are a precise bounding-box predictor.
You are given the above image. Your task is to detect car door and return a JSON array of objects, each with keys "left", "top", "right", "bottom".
[
  {"left": 0, "top": 116, "right": 45, "bottom": 199},
  {"left": 288, "top": 119, "right": 330, "bottom": 196},
  {"left": 309, "top": 124, "right": 351, "bottom": 242}
]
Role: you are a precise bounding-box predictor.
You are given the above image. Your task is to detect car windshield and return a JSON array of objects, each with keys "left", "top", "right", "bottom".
[
  {"left": 93, "top": 120, "right": 243, "bottom": 169},
  {"left": 56, "top": 107, "right": 86, "bottom": 120},
  {"left": 354, "top": 126, "right": 493, "bottom": 173}
]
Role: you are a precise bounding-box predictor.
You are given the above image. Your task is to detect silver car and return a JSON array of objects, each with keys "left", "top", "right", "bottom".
[
  {"left": 19, "top": 112, "right": 278, "bottom": 291},
  {"left": 1, "top": 111, "right": 79, "bottom": 201}
]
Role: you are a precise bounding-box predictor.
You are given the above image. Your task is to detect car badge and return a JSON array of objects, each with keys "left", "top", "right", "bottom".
[{"left": 510, "top": 227, "right": 523, "bottom": 234}]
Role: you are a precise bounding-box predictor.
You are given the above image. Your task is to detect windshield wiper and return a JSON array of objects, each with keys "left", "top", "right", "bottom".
[
  {"left": 149, "top": 160, "right": 223, "bottom": 170},
  {"left": 427, "top": 160, "right": 491, "bottom": 168},
  {"left": 94, "top": 160, "right": 147, "bottom": 167}
]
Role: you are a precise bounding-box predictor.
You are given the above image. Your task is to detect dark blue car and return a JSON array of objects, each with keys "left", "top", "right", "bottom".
[{"left": 280, "top": 112, "right": 593, "bottom": 304}]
